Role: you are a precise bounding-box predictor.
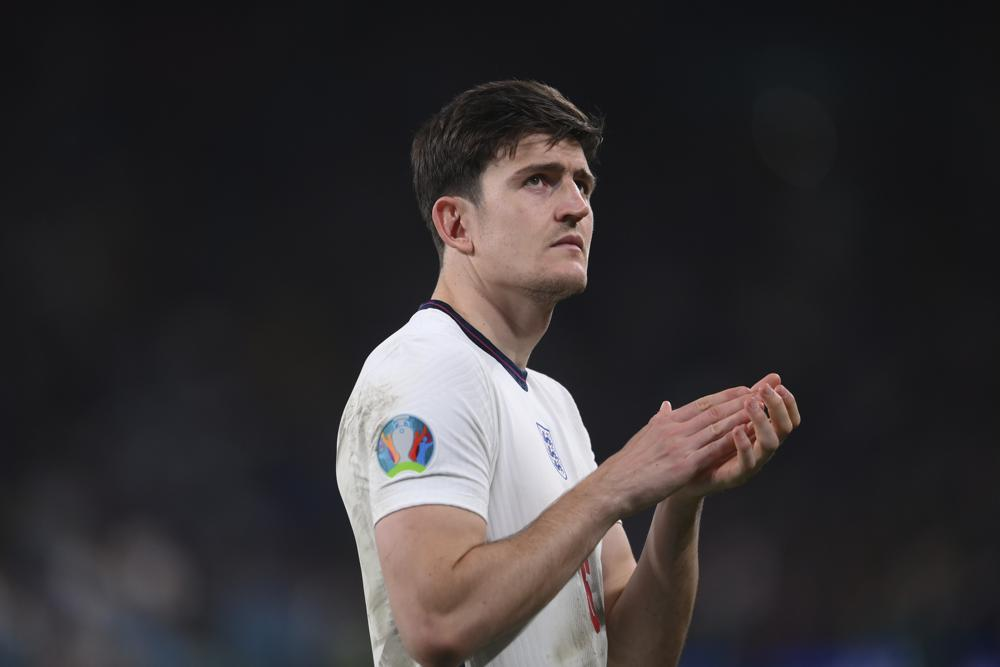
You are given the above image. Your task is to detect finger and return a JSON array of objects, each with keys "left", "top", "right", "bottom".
[
  {"left": 690, "top": 406, "right": 751, "bottom": 447},
  {"left": 775, "top": 385, "right": 802, "bottom": 428},
  {"left": 734, "top": 423, "right": 756, "bottom": 472},
  {"left": 761, "top": 385, "right": 794, "bottom": 440},
  {"left": 747, "top": 395, "right": 779, "bottom": 453},
  {"left": 689, "top": 431, "right": 737, "bottom": 468},
  {"left": 670, "top": 385, "right": 750, "bottom": 423},
  {"left": 751, "top": 372, "right": 781, "bottom": 394},
  {"left": 680, "top": 392, "right": 751, "bottom": 437},
  {"left": 660, "top": 400, "right": 672, "bottom": 414}
]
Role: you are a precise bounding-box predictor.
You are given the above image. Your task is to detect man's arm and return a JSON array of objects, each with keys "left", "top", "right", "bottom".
[
  {"left": 374, "top": 385, "right": 753, "bottom": 667},
  {"left": 603, "top": 375, "right": 802, "bottom": 667},
  {"left": 376, "top": 479, "right": 616, "bottom": 667},
  {"left": 603, "top": 498, "right": 701, "bottom": 667}
]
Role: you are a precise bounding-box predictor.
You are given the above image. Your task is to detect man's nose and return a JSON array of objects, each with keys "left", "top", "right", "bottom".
[{"left": 555, "top": 179, "right": 591, "bottom": 226}]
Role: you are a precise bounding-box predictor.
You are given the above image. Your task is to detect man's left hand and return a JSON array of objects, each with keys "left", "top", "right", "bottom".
[{"left": 672, "top": 372, "right": 801, "bottom": 499}]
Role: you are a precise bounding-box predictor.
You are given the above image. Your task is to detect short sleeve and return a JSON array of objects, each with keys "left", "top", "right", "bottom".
[{"left": 366, "top": 343, "right": 497, "bottom": 525}]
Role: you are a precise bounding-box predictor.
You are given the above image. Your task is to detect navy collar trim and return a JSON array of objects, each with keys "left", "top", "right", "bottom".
[{"left": 419, "top": 299, "right": 529, "bottom": 392}]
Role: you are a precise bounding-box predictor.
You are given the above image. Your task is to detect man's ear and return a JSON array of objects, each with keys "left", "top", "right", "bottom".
[{"left": 431, "top": 195, "right": 475, "bottom": 256}]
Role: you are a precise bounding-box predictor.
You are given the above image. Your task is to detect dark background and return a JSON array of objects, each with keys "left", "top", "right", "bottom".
[{"left": 3, "top": 10, "right": 998, "bottom": 667}]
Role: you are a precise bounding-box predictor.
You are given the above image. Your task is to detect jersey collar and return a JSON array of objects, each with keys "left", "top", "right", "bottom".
[{"left": 418, "top": 299, "right": 529, "bottom": 392}]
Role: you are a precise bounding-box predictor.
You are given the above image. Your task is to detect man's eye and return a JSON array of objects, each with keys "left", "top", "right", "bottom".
[
  {"left": 576, "top": 180, "right": 590, "bottom": 195},
  {"left": 525, "top": 175, "right": 545, "bottom": 187}
]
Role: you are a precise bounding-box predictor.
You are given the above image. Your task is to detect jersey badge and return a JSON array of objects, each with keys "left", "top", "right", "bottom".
[
  {"left": 536, "top": 422, "right": 568, "bottom": 480},
  {"left": 376, "top": 415, "right": 435, "bottom": 477}
]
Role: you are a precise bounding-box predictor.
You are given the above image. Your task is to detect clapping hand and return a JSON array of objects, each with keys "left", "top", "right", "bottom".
[{"left": 672, "top": 372, "right": 801, "bottom": 499}]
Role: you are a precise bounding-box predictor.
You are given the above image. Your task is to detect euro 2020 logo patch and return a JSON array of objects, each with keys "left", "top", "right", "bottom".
[
  {"left": 376, "top": 415, "right": 435, "bottom": 478},
  {"left": 536, "top": 422, "right": 568, "bottom": 480}
]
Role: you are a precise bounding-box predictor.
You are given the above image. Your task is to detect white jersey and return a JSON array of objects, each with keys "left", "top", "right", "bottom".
[{"left": 337, "top": 300, "right": 608, "bottom": 666}]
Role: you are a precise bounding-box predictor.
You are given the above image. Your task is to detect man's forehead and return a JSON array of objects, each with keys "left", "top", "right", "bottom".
[{"left": 495, "top": 134, "right": 589, "bottom": 170}]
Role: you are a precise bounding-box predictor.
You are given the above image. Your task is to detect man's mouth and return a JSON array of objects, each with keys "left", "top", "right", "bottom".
[{"left": 552, "top": 235, "right": 585, "bottom": 251}]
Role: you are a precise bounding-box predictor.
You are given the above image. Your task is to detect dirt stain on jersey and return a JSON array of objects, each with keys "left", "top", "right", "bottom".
[{"left": 336, "top": 379, "right": 398, "bottom": 601}]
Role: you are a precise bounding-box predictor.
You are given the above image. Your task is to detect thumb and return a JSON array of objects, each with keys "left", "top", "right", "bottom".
[{"left": 659, "top": 400, "right": 672, "bottom": 414}]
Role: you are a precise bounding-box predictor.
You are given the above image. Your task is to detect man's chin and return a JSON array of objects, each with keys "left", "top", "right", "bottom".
[{"left": 523, "top": 273, "right": 588, "bottom": 305}]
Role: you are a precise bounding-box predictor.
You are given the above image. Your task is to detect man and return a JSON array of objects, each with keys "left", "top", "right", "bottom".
[{"left": 337, "top": 80, "right": 801, "bottom": 666}]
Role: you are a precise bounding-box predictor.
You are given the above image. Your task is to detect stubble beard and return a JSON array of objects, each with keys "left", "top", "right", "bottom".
[{"left": 519, "top": 270, "right": 588, "bottom": 307}]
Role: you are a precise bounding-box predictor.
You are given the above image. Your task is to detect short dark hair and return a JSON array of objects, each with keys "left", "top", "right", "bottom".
[{"left": 411, "top": 80, "right": 604, "bottom": 259}]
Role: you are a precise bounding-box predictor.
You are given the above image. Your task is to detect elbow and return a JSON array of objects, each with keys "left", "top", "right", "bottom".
[{"left": 399, "top": 611, "right": 471, "bottom": 667}]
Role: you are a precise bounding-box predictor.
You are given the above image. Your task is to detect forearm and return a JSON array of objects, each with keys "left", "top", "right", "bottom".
[
  {"left": 606, "top": 495, "right": 703, "bottom": 667},
  {"left": 400, "top": 470, "right": 622, "bottom": 664}
]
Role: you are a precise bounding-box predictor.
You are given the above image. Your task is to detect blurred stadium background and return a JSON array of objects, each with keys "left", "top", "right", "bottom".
[{"left": 3, "top": 10, "right": 997, "bottom": 666}]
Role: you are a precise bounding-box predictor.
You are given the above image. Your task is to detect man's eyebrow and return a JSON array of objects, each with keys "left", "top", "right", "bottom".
[{"left": 509, "top": 162, "right": 598, "bottom": 190}]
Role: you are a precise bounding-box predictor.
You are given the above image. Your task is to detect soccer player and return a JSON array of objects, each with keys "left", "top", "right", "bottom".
[{"left": 336, "top": 80, "right": 801, "bottom": 666}]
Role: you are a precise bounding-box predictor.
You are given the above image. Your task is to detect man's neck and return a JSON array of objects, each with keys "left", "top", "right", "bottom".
[{"left": 430, "top": 274, "right": 554, "bottom": 370}]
